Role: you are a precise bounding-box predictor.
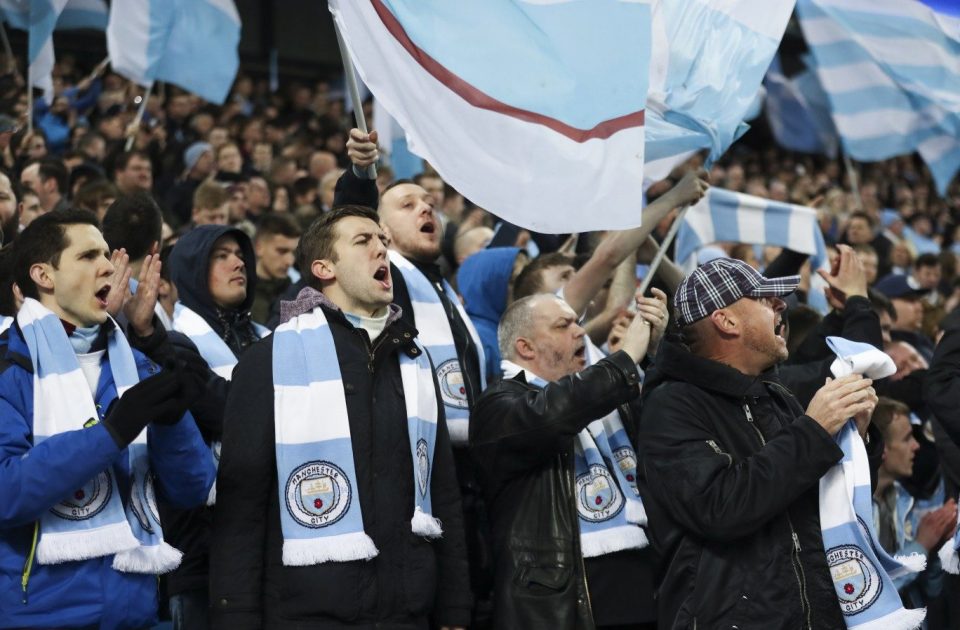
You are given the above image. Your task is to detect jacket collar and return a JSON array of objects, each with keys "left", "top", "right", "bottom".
[
  {"left": 647, "top": 336, "right": 778, "bottom": 399},
  {"left": 279, "top": 285, "right": 404, "bottom": 327}
]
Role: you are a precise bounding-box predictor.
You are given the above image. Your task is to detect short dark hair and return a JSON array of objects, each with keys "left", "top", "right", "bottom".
[
  {"left": 915, "top": 253, "right": 940, "bottom": 269},
  {"left": 297, "top": 205, "right": 379, "bottom": 291},
  {"left": 101, "top": 191, "right": 163, "bottom": 261},
  {"left": 14, "top": 208, "right": 100, "bottom": 299},
  {"left": 848, "top": 211, "right": 876, "bottom": 229},
  {"left": 256, "top": 213, "right": 302, "bottom": 242},
  {"left": 74, "top": 179, "right": 118, "bottom": 213},
  {"left": 114, "top": 150, "right": 150, "bottom": 173},
  {"left": 381, "top": 178, "right": 416, "bottom": 196},
  {"left": 871, "top": 397, "right": 911, "bottom": 439},
  {"left": 37, "top": 158, "right": 68, "bottom": 195},
  {"left": 512, "top": 252, "right": 575, "bottom": 301},
  {"left": 292, "top": 176, "right": 318, "bottom": 199}
]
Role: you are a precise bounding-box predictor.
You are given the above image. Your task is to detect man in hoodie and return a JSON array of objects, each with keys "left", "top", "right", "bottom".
[
  {"left": 164, "top": 224, "right": 268, "bottom": 628},
  {"left": 458, "top": 247, "right": 527, "bottom": 381}
]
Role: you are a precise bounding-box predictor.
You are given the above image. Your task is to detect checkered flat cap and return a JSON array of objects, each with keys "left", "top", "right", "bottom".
[{"left": 674, "top": 258, "right": 800, "bottom": 328}]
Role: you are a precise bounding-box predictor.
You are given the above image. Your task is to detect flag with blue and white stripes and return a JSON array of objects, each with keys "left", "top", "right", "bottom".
[
  {"left": 797, "top": 0, "right": 960, "bottom": 195},
  {"left": 674, "top": 188, "right": 831, "bottom": 312},
  {"left": 107, "top": 0, "right": 240, "bottom": 105},
  {"left": 643, "top": 0, "right": 795, "bottom": 184},
  {"left": 764, "top": 54, "right": 839, "bottom": 158}
]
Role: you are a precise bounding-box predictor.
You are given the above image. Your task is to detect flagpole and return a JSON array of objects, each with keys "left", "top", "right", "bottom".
[
  {"left": 125, "top": 83, "right": 153, "bottom": 151},
  {"left": 638, "top": 204, "right": 691, "bottom": 295},
  {"left": 333, "top": 20, "right": 376, "bottom": 179},
  {"left": 26, "top": 65, "right": 33, "bottom": 134},
  {"left": 842, "top": 152, "right": 864, "bottom": 212}
]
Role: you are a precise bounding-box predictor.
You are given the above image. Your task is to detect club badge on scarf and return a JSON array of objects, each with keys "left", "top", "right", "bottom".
[
  {"left": 822, "top": 336, "right": 925, "bottom": 629},
  {"left": 272, "top": 305, "right": 441, "bottom": 566},
  {"left": 18, "top": 298, "right": 181, "bottom": 573},
  {"left": 389, "top": 250, "right": 486, "bottom": 446},
  {"left": 172, "top": 302, "right": 269, "bottom": 505},
  {"left": 506, "top": 361, "right": 648, "bottom": 557}
]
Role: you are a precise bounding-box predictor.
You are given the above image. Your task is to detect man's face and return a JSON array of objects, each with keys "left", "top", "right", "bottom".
[
  {"left": 891, "top": 297, "right": 923, "bottom": 331},
  {"left": 117, "top": 156, "right": 153, "bottom": 192},
  {"left": 40, "top": 224, "right": 114, "bottom": 327},
  {"left": 207, "top": 235, "right": 247, "bottom": 309},
  {"left": 856, "top": 251, "right": 878, "bottom": 285},
  {"left": 729, "top": 295, "right": 789, "bottom": 369},
  {"left": 20, "top": 163, "right": 40, "bottom": 195},
  {"left": 846, "top": 218, "right": 873, "bottom": 245},
  {"left": 419, "top": 176, "right": 445, "bottom": 208},
  {"left": 882, "top": 414, "right": 919, "bottom": 479},
  {"left": 255, "top": 233, "right": 298, "bottom": 280},
  {"left": 192, "top": 150, "right": 215, "bottom": 178},
  {"left": 193, "top": 203, "right": 229, "bottom": 226},
  {"left": 83, "top": 136, "right": 106, "bottom": 163},
  {"left": 886, "top": 341, "right": 927, "bottom": 381},
  {"left": 19, "top": 193, "right": 41, "bottom": 228},
  {"left": 247, "top": 177, "right": 270, "bottom": 210},
  {"left": 324, "top": 216, "right": 393, "bottom": 313},
  {"left": 309, "top": 151, "right": 336, "bottom": 180},
  {"left": 0, "top": 173, "right": 18, "bottom": 230},
  {"left": 913, "top": 264, "right": 941, "bottom": 290},
  {"left": 217, "top": 144, "right": 243, "bottom": 174},
  {"left": 538, "top": 264, "right": 576, "bottom": 295},
  {"left": 95, "top": 196, "right": 116, "bottom": 222},
  {"left": 379, "top": 183, "right": 441, "bottom": 262},
  {"left": 208, "top": 127, "right": 229, "bottom": 149},
  {"left": 524, "top": 297, "right": 587, "bottom": 382}
]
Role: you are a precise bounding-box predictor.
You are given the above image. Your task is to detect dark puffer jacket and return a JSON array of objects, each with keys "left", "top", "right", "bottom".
[{"left": 639, "top": 338, "right": 864, "bottom": 630}]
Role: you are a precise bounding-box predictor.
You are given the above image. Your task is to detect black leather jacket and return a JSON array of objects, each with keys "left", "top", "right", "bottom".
[{"left": 470, "top": 351, "right": 642, "bottom": 630}]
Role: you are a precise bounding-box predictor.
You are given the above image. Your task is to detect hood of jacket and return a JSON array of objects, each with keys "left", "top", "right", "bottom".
[
  {"left": 457, "top": 247, "right": 522, "bottom": 325},
  {"left": 168, "top": 224, "right": 258, "bottom": 328}
]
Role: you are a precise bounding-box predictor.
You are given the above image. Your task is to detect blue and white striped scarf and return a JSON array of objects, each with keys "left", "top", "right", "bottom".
[
  {"left": 19, "top": 298, "right": 181, "bottom": 573},
  {"left": 273, "top": 304, "right": 441, "bottom": 566},
  {"left": 172, "top": 302, "right": 269, "bottom": 504},
  {"left": 504, "top": 360, "right": 648, "bottom": 557},
  {"left": 389, "top": 250, "right": 486, "bottom": 445},
  {"left": 0, "top": 315, "right": 12, "bottom": 334},
  {"left": 822, "top": 336, "right": 925, "bottom": 630}
]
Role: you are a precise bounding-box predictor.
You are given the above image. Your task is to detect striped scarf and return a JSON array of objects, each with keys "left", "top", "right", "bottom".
[
  {"left": 19, "top": 298, "right": 181, "bottom": 573},
  {"left": 273, "top": 303, "right": 441, "bottom": 565},
  {"left": 389, "top": 250, "right": 485, "bottom": 445}
]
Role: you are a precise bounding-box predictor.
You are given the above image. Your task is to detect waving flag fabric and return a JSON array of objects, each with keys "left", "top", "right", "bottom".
[
  {"left": 764, "top": 55, "right": 839, "bottom": 158},
  {"left": 330, "top": 0, "right": 651, "bottom": 233},
  {"left": 643, "top": 0, "right": 795, "bottom": 184},
  {"left": 372, "top": 99, "right": 423, "bottom": 180},
  {"left": 797, "top": 0, "right": 960, "bottom": 195},
  {"left": 107, "top": 0, "right": 240, "bottom": 104}
]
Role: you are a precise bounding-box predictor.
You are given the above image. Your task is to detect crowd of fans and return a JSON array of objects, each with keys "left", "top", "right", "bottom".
[{"left": 1, "top": 50, "right": 960, "bottom": 630}]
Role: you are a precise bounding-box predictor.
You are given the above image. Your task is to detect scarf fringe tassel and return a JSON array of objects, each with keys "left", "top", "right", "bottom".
[
  {"left": 852, "top": 606, "right": 925, "bottom": 630},
  {"left": 411, "top": 507, "right": 443, "bottom": 538},
  {"left": 37, "top": 523, "right": 139, "bottom": 565},
  {"left": 580, "top": 525, "right": 648, "bottom": 558},
  {"left": 112, "top": 541, "right": 183, "bottom": 574},
  {"left": 939, "top": 541, "right": 960, "bottom": 574},
  {"left": 282, "top": 532, "right": 379, "bottom": 566},
  {"left": 625, "top": 499, "right": 648, "bottom": 526}
]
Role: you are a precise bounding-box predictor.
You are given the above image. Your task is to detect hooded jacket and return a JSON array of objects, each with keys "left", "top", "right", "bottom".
[
  {"left": 457, "top": 247, "right": 523, "bottom": 381},
  {"left": 168, "top": 224, "right": 262, "bottom": 356}
]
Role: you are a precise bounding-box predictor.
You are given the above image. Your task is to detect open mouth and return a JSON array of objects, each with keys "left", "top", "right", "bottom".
[
  {"left": 95, "top": 285, "right": 110, "bottom": 308},
  {"left": 574, "top": 345, "right": 586, "bottom": 360},
  {"left": 373, "top": 265, "right": 391, "bottom": 289},
  {"left": 419, "top": 222, "right": 436, "bottom": 235},
  {"left": 774, "top": 319, "right": 785, "bottom": 339}
]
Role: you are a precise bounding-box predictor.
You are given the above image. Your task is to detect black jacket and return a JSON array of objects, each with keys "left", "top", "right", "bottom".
[
  {"left": 925, "top": 328, "right": 960, "bottom": 495},
  {"left": 210, "top": 303, "right": 471, "bottom": 629},
  {"left": 639, "top": 339, "right": 851, "bottom": 630},
  {"left": 470, "top": 351, "right": 643, "bottom": 630}
]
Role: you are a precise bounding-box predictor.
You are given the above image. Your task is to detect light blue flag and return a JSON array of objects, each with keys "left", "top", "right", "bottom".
[
  {"left": 764, "top": 54, "right": 839, "bottom": 157},
  {"left": 372, "top": 98, "right": 422, "bottom": 180},
  {"left": 643, "top": 0, "right": 795, "bottom": 183},
  {"left": 797, "top": 0, "right": 960, "bottom": 195},
  {"left": 107, "top": 0, "right": 240, "bottom": 104},
  {"left": 675, "top": 187, "right": 831, "bottom": 312}
]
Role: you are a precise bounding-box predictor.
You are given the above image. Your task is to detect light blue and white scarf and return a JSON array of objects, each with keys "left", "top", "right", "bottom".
[
  {"left": 938, "top": 513, "right": 960, "bottom": 574},
  {"left": 504, "top": 360, "right": 648, "bottom": 557},
  {"left": 821, "top": 336, "right": 925, "bottom": 630},
  {"left": 389, "top": 250, "right": 485, "bottom": 445},
  {"left": 0, "top": 315, "right": 12, "bottom": 334},
  {"left": 172, "top": 302, "right": 269, "bottom": 504},
  {"left": 19, "top": 298, "right": 181, "bottom": 573},
  {"left": 273, "top": 305, "right": 441, "bottom": 566}
]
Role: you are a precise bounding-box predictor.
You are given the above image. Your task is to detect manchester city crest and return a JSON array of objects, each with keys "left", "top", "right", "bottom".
[
  {"left": 575, "top": 465, "right": 624, "bottom": 522},
  {"left": 436, "top": 359, "right": 469, "bottom": 409},
  {"left": 613, "top": 446, "right": 640, "bottom": 496},
  {"left": 285, "top": 461, "right": 352, "bottom": 528},
  {"left": 51, "top": 470, "right": 113, "bottom": 521},
  {"left": 416, "top": 439, "right": 430, "bottom": 498},
  {"left": 827, "top": 544, "right": 882, "bottom": 615},
  {"left": 130, "top": 474, "right": 160, "bottom": 534}
]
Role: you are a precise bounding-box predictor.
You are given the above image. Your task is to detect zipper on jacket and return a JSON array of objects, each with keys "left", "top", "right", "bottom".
[
  {"left": 743, "top": 402, "right": 812, "bottom": 629},
  {"left": 564, "top": 451, "right": 594, "bottom": 621},
  {"left": 21, "top": 521, "right": 38, "bottom": 604}
]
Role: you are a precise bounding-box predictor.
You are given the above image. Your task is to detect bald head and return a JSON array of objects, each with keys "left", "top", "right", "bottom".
[{"left": 498, "top": 293, "right": 586, "bottom": 381}]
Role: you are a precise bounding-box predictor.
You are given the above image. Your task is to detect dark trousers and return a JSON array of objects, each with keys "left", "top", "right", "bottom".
[{"left": 169, "top": 589, "right": 209, "bottom": 630}]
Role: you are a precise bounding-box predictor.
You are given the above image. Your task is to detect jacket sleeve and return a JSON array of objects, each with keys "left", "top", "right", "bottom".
[
  {"left": 333, "top": 166, "right": 379, "bottom": 209},
  {"left": 924, "top": 329, "right": 960, "bottom": 446},
  {"left": 429, "top": 391, "right": 473, "bottom": 627},
  {"left": 148, "top": 410, "right": 216, "bottom": 509},
  {"left": 470, "top": 351, "right": 641, "bottom": 479},
  {"left": 638, "top": 384, "right": 844, "bottom": 542},
  {"left": 0, "top": 393, "right": 122, "bottom": 529},
  {"left": 210, "top": 342, "right": 275, "bottom": 629}
]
